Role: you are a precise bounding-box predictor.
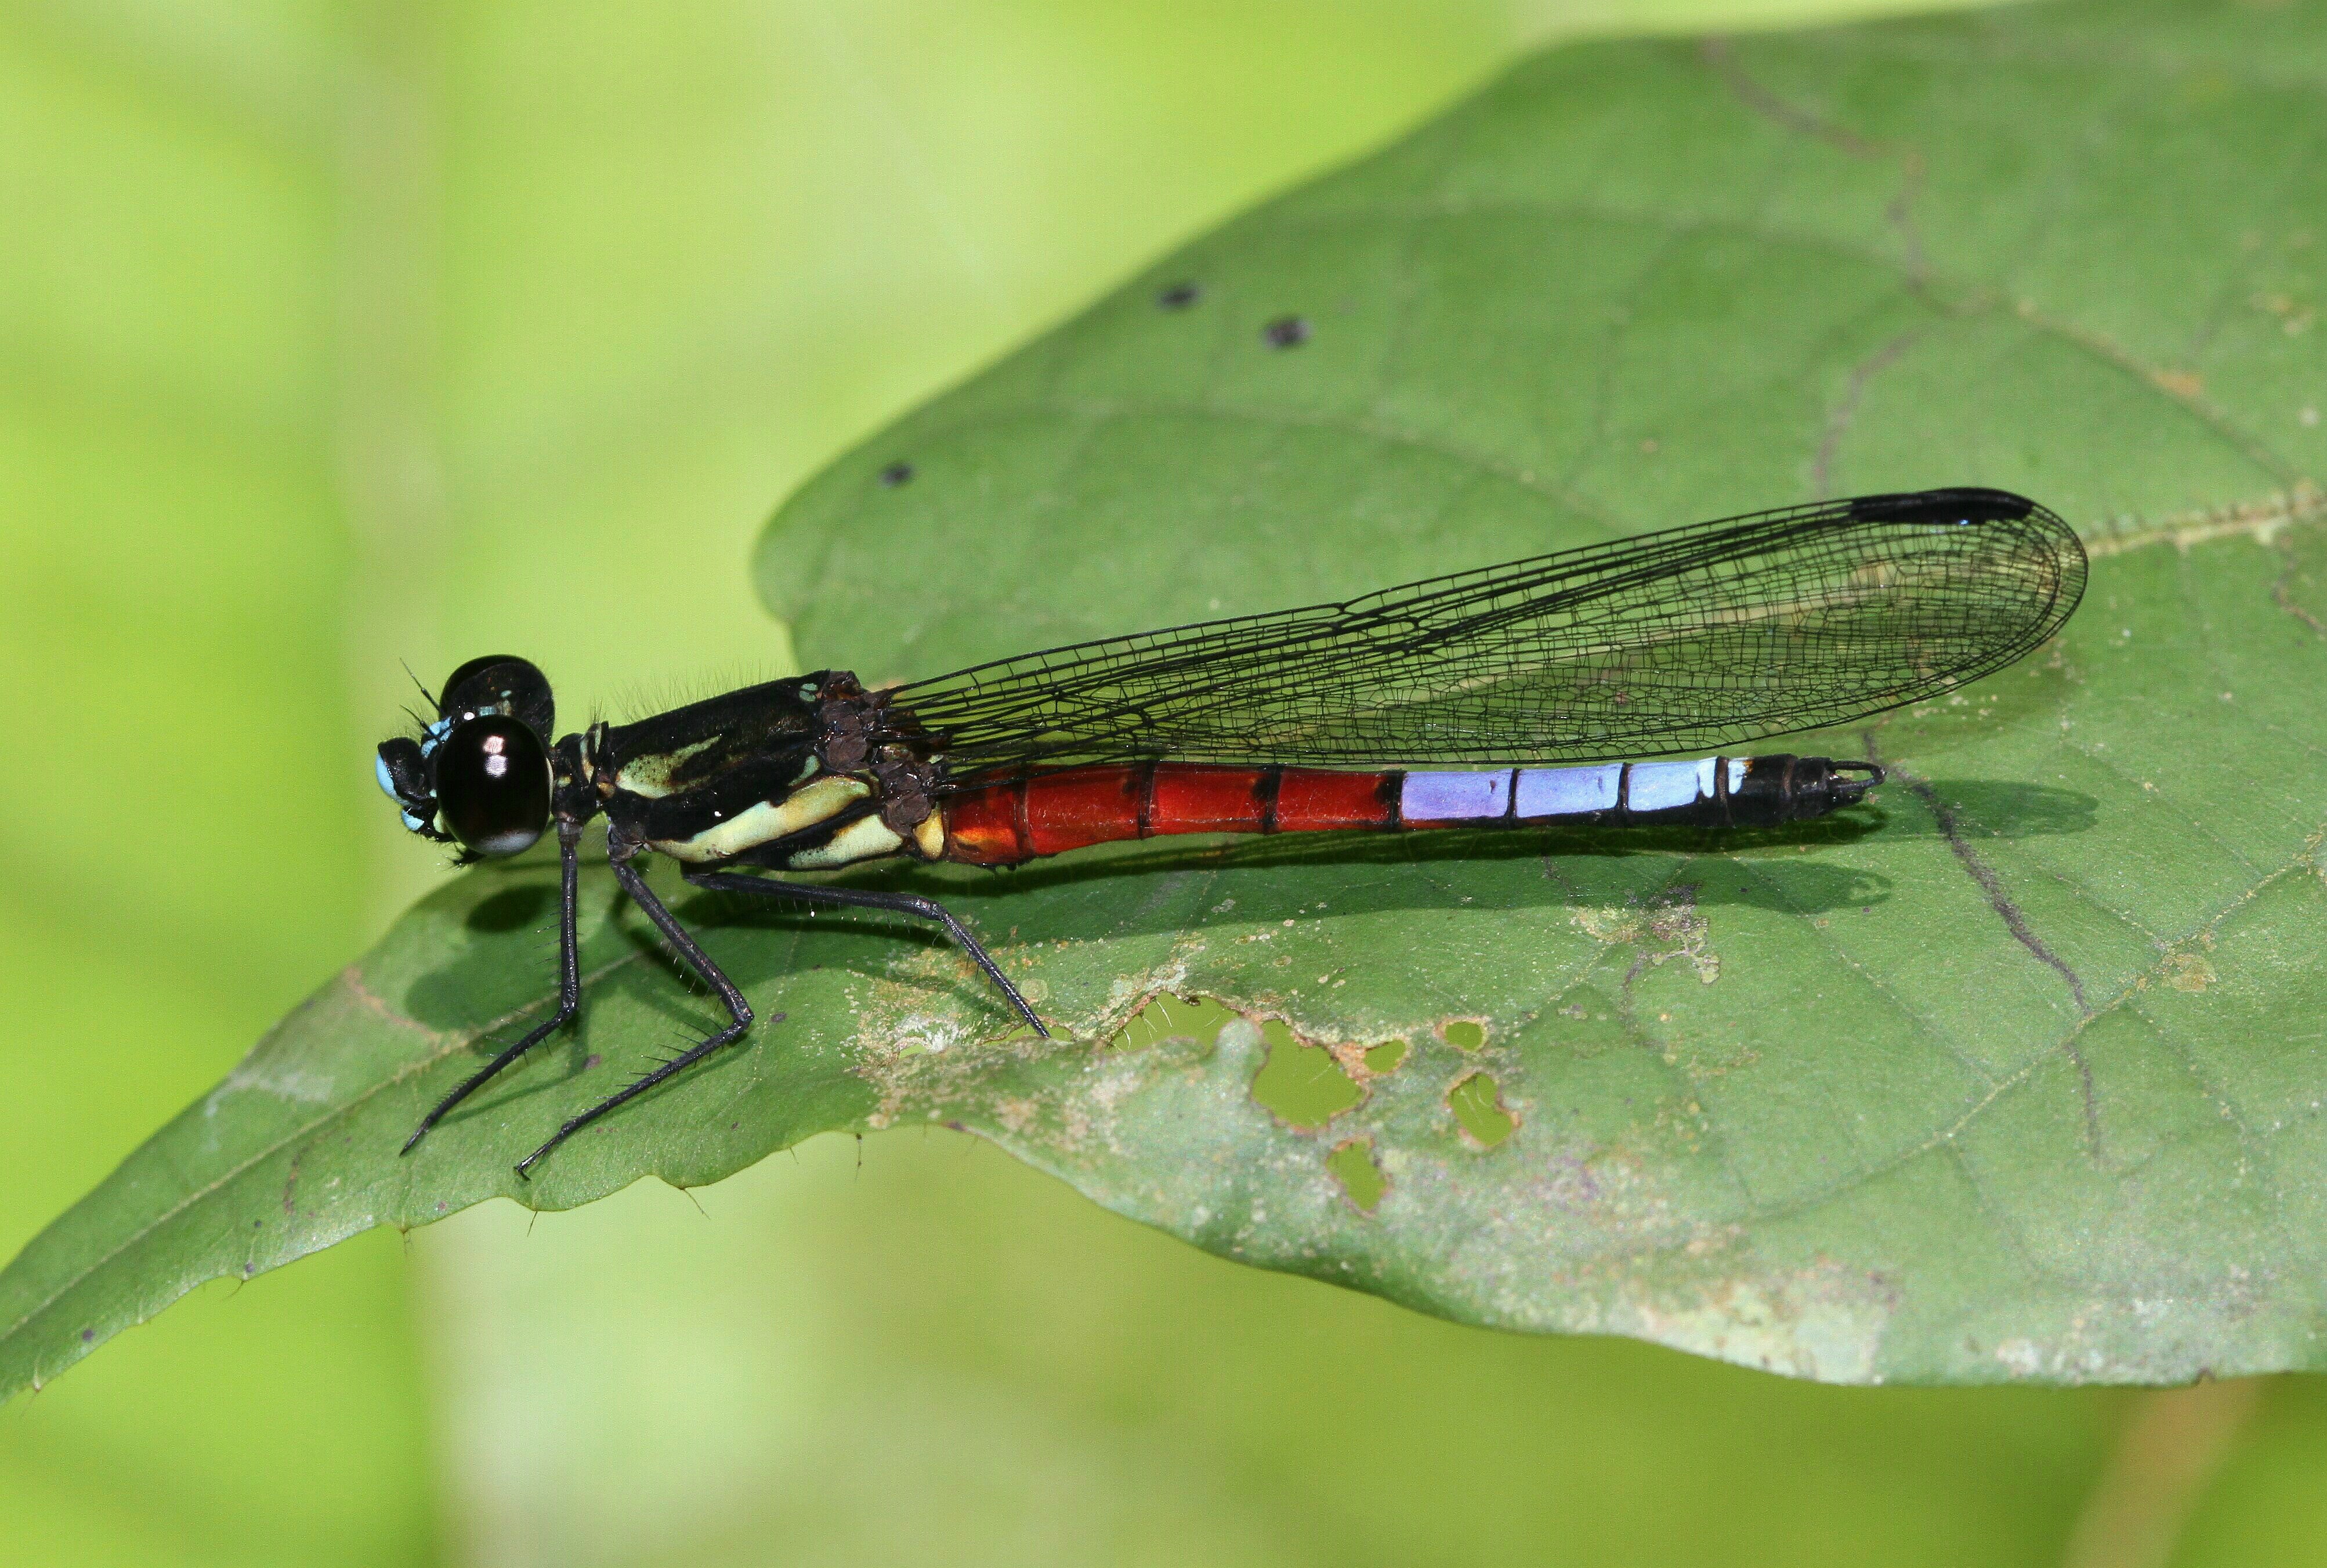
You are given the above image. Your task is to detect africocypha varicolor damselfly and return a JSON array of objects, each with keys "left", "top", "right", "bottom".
[{"left": 376, "top": 486, "right": 2084, "bottom": 1175}]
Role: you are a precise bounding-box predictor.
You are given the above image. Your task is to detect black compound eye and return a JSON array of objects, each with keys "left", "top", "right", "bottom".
[
  {"left": 434, "top": 715, "right": 551, "bottom": 857},
  {"left": 439, "top": 655, "right": 555, "bottom": 739}
]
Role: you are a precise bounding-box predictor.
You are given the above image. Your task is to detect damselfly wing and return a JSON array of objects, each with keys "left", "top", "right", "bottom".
[{"left": 375, "top": 487, "right": 2084, "bottom": 1174}]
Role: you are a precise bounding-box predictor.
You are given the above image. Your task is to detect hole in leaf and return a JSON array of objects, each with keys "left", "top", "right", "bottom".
[
  {"left": 1447, "top": 1071, "right": 1515, "bottom": 1149},
  {"left": 1110, "top": 993, "right": 1237, "bottom": 1053},
  {"left": 1364, "top": 1038, "right": 1408, "bottom": 1074},
  {"left": 1157, "top": 281, "right": 1202, "bottom": 309},
  {"left": 1251, "top": 1019, "right": 1362, "bottom": 1128},
  {"left": 878, "top": 460, "right": 914, "bottom": 487},
  {"left": 1262, "top": 314, "right": 1310, "bottom": 349},
  {"left": 1326, "top": 1137, "right": 1385, "bottom": 1214},
  {"left": 1442, "top": 1020, "right": 1486, "bottom": 1052}
]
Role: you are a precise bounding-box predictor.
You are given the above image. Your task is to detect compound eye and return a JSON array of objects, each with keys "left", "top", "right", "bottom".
[
  {"left": 438, "top": 656, "right": 555, "bottom": 739},
  {"left": 375, "top": 737, "right": 433, "bottom": 829},
  {"left": 434, "top": 715, "right": 552, "bottom": 857}
]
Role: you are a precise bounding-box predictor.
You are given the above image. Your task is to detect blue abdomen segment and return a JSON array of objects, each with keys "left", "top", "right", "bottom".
[
  {"left": 1397, "top": 754, "right": 1877, "bottom": 829},
  {"left": 1398, "top": 769, "right": 1511, "bottom": 821}
]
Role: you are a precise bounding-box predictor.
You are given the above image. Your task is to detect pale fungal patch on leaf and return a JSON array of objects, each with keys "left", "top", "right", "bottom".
[
  {"left": 1107, "top": 952, "right": 1199, "bottom": 1013},
  {"left": 881, "top": 939, "right": 1058, "bottom": 1014},
  {"left": 1612, "top": 1262, "right": 1897, "bottom": 1383},
  {"left": 1571, "top": 893, "right": 1721, "bottom": 984},
  {"left": 1977, "top": 1291, "right": 2263, "bottom": 1384},
  {"left": 2165, "top": 946, "right": 2220, "bottom": 993},
  {"left": 1995, "top": 1338, "right": 2043, "bottom": 1377},
  {"left": 854, "top": 977, "right": 1231, "bottom": 1149},
  {"left": 852, "top": 940, "right": 1218, "bottom": 1131},
  {"left": 205, "top": 1056, "right": 337, "bottom": 1114},
  {"left": 853, "top": 1022, "right": 1048, "bottom": 1131},
  {"left": 886, "top": 1010, "right": 979, "bottom": 1058},
  {"left": 201, "top": 975, "right": 440, "bottom": 1118}
]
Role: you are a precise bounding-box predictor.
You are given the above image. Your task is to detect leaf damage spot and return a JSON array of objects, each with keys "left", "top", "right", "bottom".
[
  {"left": 1441, "top": 1019, "right": 1486, "bottom": 1052},
  {"left": 1156, "top": 281, "right": 1202, "bottom": 309},
  {"left": 1111, "top": 991, "right": 1229, "bottom": 1053},
  {"left": 1262, "top": 314, "right": 1310, "bottom": 349},
  {"left": 1447, "top": 1071, "right": 1516, "bottom": 1149},
  {"left": 1251, "top": 1019, "right": 1363, "bottom": 1129},
  {"left": 1326, "top": 1136, "right": 1387, "bottom": 1214}
]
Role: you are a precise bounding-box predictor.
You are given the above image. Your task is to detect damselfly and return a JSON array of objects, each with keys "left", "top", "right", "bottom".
[{"left": 378, "top": 487, "right": 2084, "bottom": 1175}]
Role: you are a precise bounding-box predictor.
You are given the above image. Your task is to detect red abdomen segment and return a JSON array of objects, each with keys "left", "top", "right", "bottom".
[
  {"left": 940, "top": 764, "right": 1398, "bottom": 866},
  {"left": 937, "top": 755, "right": 1880, "bottom": 866}
]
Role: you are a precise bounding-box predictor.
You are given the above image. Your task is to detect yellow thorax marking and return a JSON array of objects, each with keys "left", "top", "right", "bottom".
[
  {"left": 653, "top": 773, "right": 870, "bottom": 863},
  {"left": 911, "top": 812, "right": 946, "bottom": 860},
  {"left": 612, "top": 737, "right": 722, "bottom": 799},
  {"left": 786, "top": 813, "right": 906, "bottom": 870}
]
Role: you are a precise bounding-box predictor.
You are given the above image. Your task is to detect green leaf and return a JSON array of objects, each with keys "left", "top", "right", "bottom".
[{"left": 8, "top": 0, "right": 2326, "bottom": 1397}]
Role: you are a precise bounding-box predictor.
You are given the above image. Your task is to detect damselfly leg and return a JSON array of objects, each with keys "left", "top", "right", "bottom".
[
  {"left": 680, "top": 868, "right": 1048, "bottom": 1038},
  {"left": 508, "top": 866, "right": 1041, "bottom": 1177},
  {"left": 401, "top": 821, "right": 585, "bottom": 1154},
  {"left": 511, "top": 854, "right": 757, "bottom": 1178}
]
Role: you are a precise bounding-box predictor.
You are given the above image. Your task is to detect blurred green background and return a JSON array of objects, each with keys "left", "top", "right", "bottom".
[{"left": 7, "top": 2, "right": 2327, "bottom": 1564}]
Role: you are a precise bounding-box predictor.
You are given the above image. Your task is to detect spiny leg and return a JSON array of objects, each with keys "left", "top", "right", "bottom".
[
  {"left": 515, "top": 855, "right": 753, "bottom": 1179},
  {"left": 403, "top": 821, "right": 585, "bottom": 1155},
  {"left": 683, "top": 870, "right": 1047, "bottom": 1039}
]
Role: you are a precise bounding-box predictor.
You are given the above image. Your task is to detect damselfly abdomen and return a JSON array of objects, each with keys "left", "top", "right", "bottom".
[{"left": 376, "top": 487, "right": 2084, "bottom": 1175}]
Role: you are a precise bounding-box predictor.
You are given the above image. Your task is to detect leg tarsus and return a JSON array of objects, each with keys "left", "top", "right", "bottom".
[
  {"left": 515, "top": 1016, "right": 750, "bottom": 1179},
  {"left": 403, "top": 1012, "right": 567, "bottom": 1155}
]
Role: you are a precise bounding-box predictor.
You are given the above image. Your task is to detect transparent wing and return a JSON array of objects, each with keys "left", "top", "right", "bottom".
[{"left": 886, "top": 489, "right": 2086, "bottom": 784}]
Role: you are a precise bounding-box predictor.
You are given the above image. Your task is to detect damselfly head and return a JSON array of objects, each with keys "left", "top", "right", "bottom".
[{"left": 374, "top": 656, "right": 557, "bottom": 860}]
